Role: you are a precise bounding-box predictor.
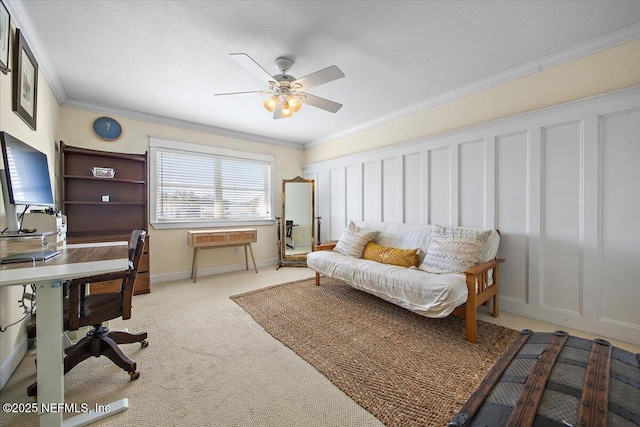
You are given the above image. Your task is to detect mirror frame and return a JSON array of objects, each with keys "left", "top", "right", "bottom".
[{"left": 278, "top": 176, "right": 315, "bottom": 268}]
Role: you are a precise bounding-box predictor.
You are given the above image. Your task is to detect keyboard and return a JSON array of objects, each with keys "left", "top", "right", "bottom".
[{"left": 0, "top": 250, "right": 61, "bottom": 264}]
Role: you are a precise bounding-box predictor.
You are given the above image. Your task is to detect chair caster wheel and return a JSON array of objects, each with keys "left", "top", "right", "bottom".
[
  {"left": 129, "top": 371, "right": 140, "bottom": 380},
  {"left": 140, "top": 339, "right": 149, "bottom": 348}
]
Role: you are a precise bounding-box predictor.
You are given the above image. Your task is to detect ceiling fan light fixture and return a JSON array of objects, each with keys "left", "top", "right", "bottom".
[
  {"left": 263, "top": 95, "right": 278, "bottom": 112},
  {"left": 287, "top": 95, "right": 302, "bottom": 113},
  {"left": 281, "top": 99, "right": 293, "bottom": 118}
]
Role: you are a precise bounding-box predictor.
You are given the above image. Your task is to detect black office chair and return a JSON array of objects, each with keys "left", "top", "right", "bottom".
[
  {"left": 27, "top": 230, "right": 149, "bottom": 396},
  {"left": 285, "top": 220, "right": 294, "bottom": 249}
]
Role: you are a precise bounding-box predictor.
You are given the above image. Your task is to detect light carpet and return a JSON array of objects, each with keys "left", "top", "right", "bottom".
[
  {"left": 0, "top": 268, "right": 383, "bottom": 427},
  {"left": 231, "top": 277, "right": 520, "bottom": 427}
]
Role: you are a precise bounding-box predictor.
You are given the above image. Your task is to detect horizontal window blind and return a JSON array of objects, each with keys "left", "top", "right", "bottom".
[{"left": 153, "top": 145, "right": 272, "bottom": 225}]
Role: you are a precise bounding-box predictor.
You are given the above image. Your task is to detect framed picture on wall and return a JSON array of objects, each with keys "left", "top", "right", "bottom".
[
  {"left": 0, "top": 1, "right": 10, "bottom": 72},
  {"left": 13, "top": 29, "right": 38, "bottom": 130}
]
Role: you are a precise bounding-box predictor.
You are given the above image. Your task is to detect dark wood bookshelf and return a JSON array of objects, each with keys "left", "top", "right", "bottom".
[{"left": 60, "top": 141, "right": 150, "bottom": 294}]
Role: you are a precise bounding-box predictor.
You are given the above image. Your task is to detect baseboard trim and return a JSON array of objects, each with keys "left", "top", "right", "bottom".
[
  {"left": 151, "top": 258, "right": 278, "bottom": 284},
  {"left": 0, "top": 333, "right": 28, "bottom": 390},
  {"left": 500, "top": 298, "right": 640, "bottom": 347}
]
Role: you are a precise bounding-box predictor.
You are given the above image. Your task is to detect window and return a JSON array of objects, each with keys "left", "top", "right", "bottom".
[{"left": 150, "top": 137, "right": 274, "bottom": 229}]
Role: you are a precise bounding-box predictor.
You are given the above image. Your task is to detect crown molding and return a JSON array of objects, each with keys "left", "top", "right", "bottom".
[
  {"left": 5, "top": 0, "right": 67, "bottom": 104},
  {"left": 304, "top": 22, "right": 640, "bottom": 149},
  {"left": 304, "top": 61, "right": 542, "bottom": 149},
  {"left": 303, "top": 85, "right": 640, "bottom": 172},
  {"left": 62, "top": 99, "right": 304, "bottom": 150},
  {"left": 539, "top": 21, "right": 640, "bottom": 69}
]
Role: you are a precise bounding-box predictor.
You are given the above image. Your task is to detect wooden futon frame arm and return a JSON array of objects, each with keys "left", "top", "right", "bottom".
[{"left": 453, "top": 258, "right": 505, "bottom": 343}]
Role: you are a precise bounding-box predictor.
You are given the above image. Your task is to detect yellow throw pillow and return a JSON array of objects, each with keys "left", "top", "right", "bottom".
[{"left": 362, "top": 242, "right": 420, "bottom": 268}]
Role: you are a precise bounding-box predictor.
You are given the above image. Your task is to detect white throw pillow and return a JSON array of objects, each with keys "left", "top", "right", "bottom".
[
  {"left": 333, "top": 221, "right": 380, "bottom": 258},
  {"left": 419, "top": 225, "right": 491, "bottom": 273}
]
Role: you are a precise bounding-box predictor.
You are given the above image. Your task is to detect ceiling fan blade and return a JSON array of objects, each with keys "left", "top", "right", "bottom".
[
  {"left": 214, "top": 90, "right": 265, "bottom": 96},
  {"left": 292, "top": 65, "right": 345, "bottom": 90},
  {"left": 230, "top": 53, "right": 277, "bottom": 85},
  {"left": 299, "top": 93, "right": 343, "bottom": 113},
  {"left": 273, "top": 102, "right": 284, "bottom": 120}
]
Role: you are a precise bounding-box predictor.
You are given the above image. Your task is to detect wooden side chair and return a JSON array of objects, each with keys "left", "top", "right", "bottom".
[{"left": 27, "top": 230, "right": 149, "bottom": 397}]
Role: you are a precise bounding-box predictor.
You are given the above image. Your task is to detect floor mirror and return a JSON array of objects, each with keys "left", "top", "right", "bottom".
[{"left": 277, "top": 176, "right": 314, "bottom": 268}]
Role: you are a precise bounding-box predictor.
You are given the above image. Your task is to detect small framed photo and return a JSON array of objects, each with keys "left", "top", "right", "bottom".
[
  {"left": 13, "top": 29, "right": 38, "bottom": 130},
  {"left": 0, "top": 1, "right": 9, "bottom": 71}
]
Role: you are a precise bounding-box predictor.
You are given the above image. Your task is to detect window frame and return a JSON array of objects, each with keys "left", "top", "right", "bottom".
[{"left": 149, "top": 137, "right": 275, "bottom": 229}]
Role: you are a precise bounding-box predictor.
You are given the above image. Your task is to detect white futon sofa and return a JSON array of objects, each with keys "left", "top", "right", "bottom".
[{"left": 306, "top": 221, "right": 504, "bottom": 343}]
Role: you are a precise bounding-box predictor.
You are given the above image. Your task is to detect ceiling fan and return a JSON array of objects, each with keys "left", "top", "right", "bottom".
[{"left": 215, "top": 53, "right": 345, "bottom": 119}]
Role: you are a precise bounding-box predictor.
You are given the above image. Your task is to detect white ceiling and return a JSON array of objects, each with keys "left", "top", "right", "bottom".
[{"left": 11, "top": 1, "right": 640, "bottom": 147}]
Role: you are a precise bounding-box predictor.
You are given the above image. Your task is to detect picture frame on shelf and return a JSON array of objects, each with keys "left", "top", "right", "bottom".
[
  {"left": 0, "top": 1, "right": 9, "bottom": 73},
  {"left": 12, "top": 29, "right": 38, "bottom": 130}
]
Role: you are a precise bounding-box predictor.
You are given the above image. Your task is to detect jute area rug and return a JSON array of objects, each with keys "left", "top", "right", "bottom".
[{"left": 231, "top": 277, "right": 518, "bottom": 427}]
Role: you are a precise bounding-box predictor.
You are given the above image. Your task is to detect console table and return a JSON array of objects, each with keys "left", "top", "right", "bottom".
[{"left": 187, "top": 228, "right": 258, "bottom": 282}]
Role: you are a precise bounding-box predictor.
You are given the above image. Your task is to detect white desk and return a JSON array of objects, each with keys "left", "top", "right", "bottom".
[{"left": 0, "top": 241, "right": 130, "bottom": 427}]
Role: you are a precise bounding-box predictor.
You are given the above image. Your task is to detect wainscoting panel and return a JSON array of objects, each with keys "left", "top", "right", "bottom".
[
  {"left": 346, "top": 163, "right": 363, "bottom": 226},
  {"left": 540, "top": 121, "right": 583, "bottom": 315},
  {"left": 382, "top": 157, "right": 400, "bottom": 223},
  {"left": 496, "top": 131, "right": 529, "bottom": 304},
  {"left": 363, "top": 160, "right": 382, "bottom": 223},
  {"left": 598, "top": 109, "right": 640, "bottom": 327},
  {"left": 303, "top": 86, "right": 640, "bottom": 345},
  {"left": 330, "top": 167, "right": 347, "bottom": 239},
  {"left": 428, "top": 147, "right": 451, "bottom": 226},
  {"left": 459, "top": 139, "right": 485, "bottom": 228},
  {"left": 403, "top": 152, "right": 423, "bottom": 224}
]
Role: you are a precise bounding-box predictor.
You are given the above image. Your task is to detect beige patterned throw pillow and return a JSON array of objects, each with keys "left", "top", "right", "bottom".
[
  {"left": 419, "top": 225, "right": 491, "bottom": 273},
  {"left": 333, "top": 221, "right": 380, "bottom": 258}
]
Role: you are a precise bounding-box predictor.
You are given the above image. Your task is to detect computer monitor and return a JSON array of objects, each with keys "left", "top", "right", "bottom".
[{"left": 0, "top": 131, "right": 55, "bottom": 233}]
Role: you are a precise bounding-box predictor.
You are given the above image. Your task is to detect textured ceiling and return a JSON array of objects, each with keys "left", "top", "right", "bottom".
[{"left": 13, "top": 1, "right": 640, "bottom": 147}]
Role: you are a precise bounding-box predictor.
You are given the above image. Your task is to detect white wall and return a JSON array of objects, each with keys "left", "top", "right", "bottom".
[{"left": 304, "top": 86, "right": 640, "bottom": 345}]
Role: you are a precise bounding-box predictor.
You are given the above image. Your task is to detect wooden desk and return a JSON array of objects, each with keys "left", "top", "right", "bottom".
[
  {"left": 187, "top": 228, "right": 258, "bottom": 282},
  {"left": 0, "top": 242, "right": 130, "bottom": 427}
]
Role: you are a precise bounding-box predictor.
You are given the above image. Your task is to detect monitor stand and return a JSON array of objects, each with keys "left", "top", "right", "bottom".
[{"left": 0, "top": 230, "right": 59, "bottom": 264}]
